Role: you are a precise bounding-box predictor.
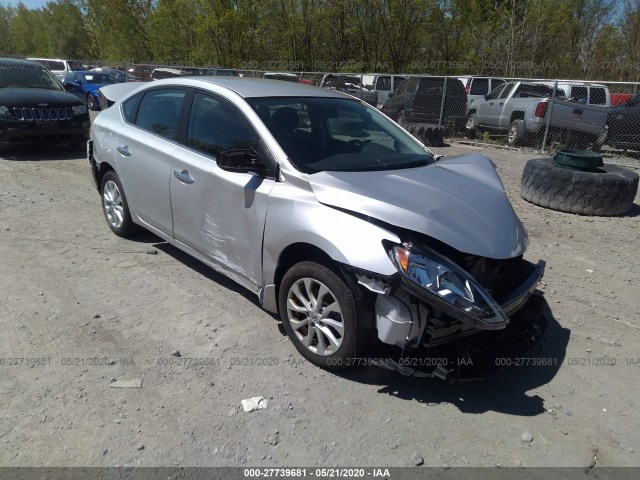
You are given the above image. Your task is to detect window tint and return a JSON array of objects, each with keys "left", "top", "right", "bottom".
[
  {"left": 186, "top": 92, "right": 261, "bottom": 158},
  {"left": 469, "top": 78, "right": 489, "bottom": 95},
  {"left": 375, "top": 76, "right": 391, "bottom": 91},
  {"left": 46, "top": 60, "right": 65, "bottom": 71},
  {"left": 394, "top": 80, "right": 408, "bottom": 94},
  {"left": 122, "top": 93, "right": 142, "bottom": 123},
  {"left": 135, "top": 89, "right": 186, "bottom": 140},
  {"left": 486, "top": 84, "right": 505, "bottom": 100},
  {"left": 491, "top": 79, "right": 505, "bottom": 90},
  {"left": 590, "top": 87, "right": 606, "bottom": 105},
  {"left": 499, "top": 83, "right": 516, "bottom": 99},
  {"left": 248, "top": 97, "right": 431, "bottom": 174},
  {"left": 571, "top": 86, "right": 588, "bottom": 103}
]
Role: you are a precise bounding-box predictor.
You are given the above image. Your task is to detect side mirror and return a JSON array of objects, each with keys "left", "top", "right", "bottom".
[
  {"left": 217, "top": 148, "right": 270, "bottom": 175},
  {"left": 63, "top": 82, "right": 75, "bottom": 91},
  {"left": 484, "top": 94, "right": 489, "bottom": 100},
  {"left": 388, "top": 92, "right": 394, "bottom": 98}
]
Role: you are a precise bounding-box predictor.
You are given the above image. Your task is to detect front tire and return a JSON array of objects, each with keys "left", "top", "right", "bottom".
[
  {"left": 101, "top": 171, "right": 138, "bottom": 237},
  {"left": 465, "top": 113, "right": 478, "bottom": 139},
  {"left": 279, "top": 261, "right": 356, "bottom": 369},
  {"left": 86, "top": 93, "right": 97, "bottom": 111},
  {"left": 507, "top": 119, "right": 526, "bottom": 146}
]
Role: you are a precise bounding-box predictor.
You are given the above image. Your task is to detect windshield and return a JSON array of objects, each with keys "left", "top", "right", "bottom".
[
  {"left": 247, "top": 97, "right": 433, "bottom": 173},
  {"left": 82, "top": 73, "right": 116, "bottom": 84},
  {"left": 0, "top": 64, "right": 62, "bottom": 90}
]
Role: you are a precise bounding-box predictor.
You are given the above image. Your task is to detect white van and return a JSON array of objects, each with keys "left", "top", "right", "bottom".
[
  {"left": 361, "top": 74, "right": 408, "bottom": 108},
  {"left": 541, "top": 81, "right": 610, "bottom": 107},
  {"left": 27, "top": 58, "right": 82, "bottom": 82}
]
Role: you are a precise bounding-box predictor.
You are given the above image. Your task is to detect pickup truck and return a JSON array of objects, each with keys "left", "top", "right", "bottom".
[
  {"left": 319, "top": 74, "right": 378, "bottom": 107},
  {"left": 466, "top": 81, "right": 608, "bottom": 148}
]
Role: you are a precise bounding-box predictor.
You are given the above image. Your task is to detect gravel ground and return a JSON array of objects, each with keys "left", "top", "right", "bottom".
[{"left": 0, "top": 136, "right": 638, "bottom": 468}]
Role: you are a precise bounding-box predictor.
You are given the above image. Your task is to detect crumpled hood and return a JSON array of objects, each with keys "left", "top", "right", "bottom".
[{"left": 308, "top": 154, "right": 528, "bottom": 259}]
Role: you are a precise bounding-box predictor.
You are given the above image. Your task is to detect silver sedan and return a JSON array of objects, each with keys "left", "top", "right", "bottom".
[{"left": 89, "top": 77, "right": 545, "bottom": 378}]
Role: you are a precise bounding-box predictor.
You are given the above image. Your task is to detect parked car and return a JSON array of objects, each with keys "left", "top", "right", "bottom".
[
  {"left": 91, "top": 68, "right": 142, "bottom": 83},
  {"left": 540, "top": 81, "right": 610, "bottom": 107},
  {"left": 128, "top": 64, "right": 156, "bottom": 81},
  {"left": 262, "top": 72, "right": 301, "bottom": 82},
  {"left": 0, "top": 58, "right": 90, "bottom": 149},
  {"left": 466, "top": 81, "right": 608, "bottom": 147},
  {"left": 27, "top": 57, "right": 83, "bottom": 82},
  {"left": 361, "top": 74, "right": 408, "bottom": 108},
  {"left": 89, "top": 77, "right": 545, "bottom": 378},
  {"left": 319, "top": 74, "right": 378, "bottom": 107},
  {"left": 458, "top": 76, "right": 506, "bottom": 111},
  {"left": 63, "top": 71, "right": 119, "bottom": 111},
  {"left": 381, "top": 76, "right": 467, "bottom": 130},
  {"left": 200, "top": 67, "right": 238, "bottom": 77},
  {"left": 606, "top": 94, "right": 640, "bottom": 150},
  {"left": 151, "top": 67, "right": 201, "bottom": 80}
]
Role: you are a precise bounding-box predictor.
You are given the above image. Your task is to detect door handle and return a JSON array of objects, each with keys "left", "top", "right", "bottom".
[
  {"left": 573, "top": 109, "right": 583, "bottom": 115},
  {"left": 116, "top": 145, "right": 131, "bottom": 156},
  {"left": 499, "top": 102, "right": 504, "bottom": 105},
  {"left": 489, "top": 102, "right": 493, "bottom": 105},
  {"left": 173, "top": 169, "right": 194, "bottom": 184}
]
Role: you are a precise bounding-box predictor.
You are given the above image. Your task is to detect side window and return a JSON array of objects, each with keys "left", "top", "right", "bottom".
[
  {"left": 491, "top": 79, "right": 505, "bottom": 91},
  {"left": 135, "top": 89, "right": 186, "bottom": 141},
  {"left": 571, "top": 86, "right": 588, "bottom": 103},
  {"left": 487, "top": 84, "right": 505, "bottom": 100},
  {"left": 186, "top": 92, "right": 261, "bottom": 158},
  {"left": 394, "top": 80, "right": 408, "bottom": 95},
  {"left": 122, "top": 93, "right": 142, "bottom": 124},
  {"left": 469, "top": 78, "right": 489, "bottom": 95},
  {"left": 590, "top": 88, "right": 606, "bottom": 105},
  {"left": 499, "top": 83, "right": 515, "bottom": 99},
  {"left": 375, "top": 76, "right": 391, "bottom": 91}
]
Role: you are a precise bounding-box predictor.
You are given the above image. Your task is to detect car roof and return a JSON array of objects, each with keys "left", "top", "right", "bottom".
[
  {"left": 0, "top": 58, "right": 45, "bottom": 68},
  {"left": 153, "top": 77, "right": 351, "bottom": 99}
]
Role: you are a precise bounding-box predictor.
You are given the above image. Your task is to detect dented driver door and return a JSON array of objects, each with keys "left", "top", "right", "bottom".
[{"left": 169, "top": 91, "right": 276, "bottom": 293}]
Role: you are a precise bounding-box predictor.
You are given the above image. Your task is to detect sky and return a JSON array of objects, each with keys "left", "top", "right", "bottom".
[{"left": 0, "top": 0, "right": 49, "bottom": 9}]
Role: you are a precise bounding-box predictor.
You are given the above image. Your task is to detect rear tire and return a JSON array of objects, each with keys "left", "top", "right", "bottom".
[{"left": 279, "top": 261, "right": 357, "bottom": 369}]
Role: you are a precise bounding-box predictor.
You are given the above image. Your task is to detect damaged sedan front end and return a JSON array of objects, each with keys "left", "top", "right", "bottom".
[{"left": 91, "top": 79, "right": 545, "bottom": 380}]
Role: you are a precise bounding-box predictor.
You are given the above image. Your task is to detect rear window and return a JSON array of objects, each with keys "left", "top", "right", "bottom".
[{"left": 46, "top": 61, "right": 65, "bottom": 71}]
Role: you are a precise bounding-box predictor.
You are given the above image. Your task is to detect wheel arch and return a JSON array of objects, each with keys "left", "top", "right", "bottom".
[{"left": 510, "top": 111, "right": 525, "bottom": 122}]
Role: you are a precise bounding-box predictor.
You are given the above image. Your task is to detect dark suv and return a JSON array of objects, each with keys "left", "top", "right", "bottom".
[
  {"left": 0, "top": 58, "right": 90, "bottom": 150},
  {"left": 381, "top": 76, "right": 467, "bottom": 130}
]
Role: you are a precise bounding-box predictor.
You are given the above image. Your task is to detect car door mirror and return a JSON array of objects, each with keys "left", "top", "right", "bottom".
[
  {"left": 217, "top": 148, "right": 270, "bottom": 175},
  {"left": 388, "top": 92, "right": 393, "bottom": 98},
  {"left": 484, "top": 94, "right": 489, "bottom": 100},
  {"left": 63, "top": 82, "right": 75, "bottom": 91}
]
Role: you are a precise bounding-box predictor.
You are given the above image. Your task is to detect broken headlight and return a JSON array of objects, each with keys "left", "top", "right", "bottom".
[{"left": 389, "top": 243, "right": 508, "bottom": 330}]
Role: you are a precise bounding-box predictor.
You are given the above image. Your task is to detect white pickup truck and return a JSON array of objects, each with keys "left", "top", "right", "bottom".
[{"left": 466, "top": 81, "right": 608, "bottom": 148}]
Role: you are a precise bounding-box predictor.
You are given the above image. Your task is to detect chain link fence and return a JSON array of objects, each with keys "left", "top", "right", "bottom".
[{"left": 11, "top": 54, "right": 639, "bottom": 156}]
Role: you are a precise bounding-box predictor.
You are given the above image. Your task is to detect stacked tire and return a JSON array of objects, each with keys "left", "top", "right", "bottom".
[{"left": 521, "top": 157, "right": 638, "bottom": 216}]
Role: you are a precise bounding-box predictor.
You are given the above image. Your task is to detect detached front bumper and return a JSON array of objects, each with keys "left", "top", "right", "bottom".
[{"left": 497, "top": 260, "right": 546, "bottom": 317}]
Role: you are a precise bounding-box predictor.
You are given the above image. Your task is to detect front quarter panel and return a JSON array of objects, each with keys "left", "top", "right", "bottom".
[{"left": 262, "top": 173, "right": 401, "bottom": 290}]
